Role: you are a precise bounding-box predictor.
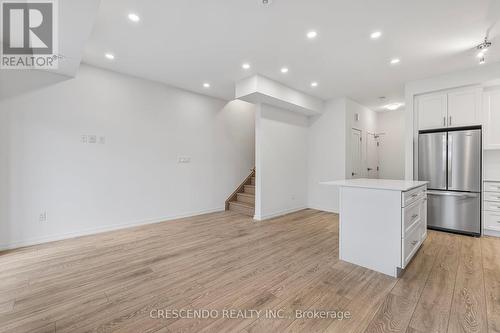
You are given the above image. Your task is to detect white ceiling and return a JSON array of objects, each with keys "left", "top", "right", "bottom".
[{"left": 83, "top": 0, "right": 500, "bottom": 110}]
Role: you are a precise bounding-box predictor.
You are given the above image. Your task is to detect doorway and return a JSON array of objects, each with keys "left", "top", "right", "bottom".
[
  {"left": 366, "top": 133, "right": 379, "bottom": 179},
  {"left": 350, "top": 129, "right": 362, "bottom": 178}
]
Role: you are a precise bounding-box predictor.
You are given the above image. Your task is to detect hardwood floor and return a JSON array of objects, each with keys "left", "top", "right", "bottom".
[{"left": 0, "top": 209, "right": 499, "bottom": 333}]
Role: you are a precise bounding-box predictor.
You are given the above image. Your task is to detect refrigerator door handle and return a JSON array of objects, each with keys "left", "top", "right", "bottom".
[
  {"left": 427, "top": 191, "right": 478, "bottom": 198},
  {"left": 448, "top": 134, "right": 453, "bottom": 190}
]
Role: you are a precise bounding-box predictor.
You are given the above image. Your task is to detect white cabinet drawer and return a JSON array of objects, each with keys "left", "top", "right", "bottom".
[
  {"left": 403, "top": 199, "right": 424, "bottom": 236},
  {"left": 484, "top": 211, "right": 500, "bottom": 232},
  {"left": 484, "top": 192, "right": 500, "bottom": 202},
  {"left": 402, "top": 186, "right": 426, "bottom": 207},
  {"left": 402, "top": 221, "right": 422, "bottom": 268},
  {"left": 484, "top": 201, "right": 500, "bottom": 212},
  {"left": 484, "top": 182, "right": 500, "bottom": 193}
]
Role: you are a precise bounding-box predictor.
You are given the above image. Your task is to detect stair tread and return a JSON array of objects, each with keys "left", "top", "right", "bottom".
[
  {"left": 237, "top": 192, "right": 254, "bottom": 198},
  {"left": 230, "top": 201, "right": 254, "bottom": 208},
  {"left": 244, "top": 185, "right": 255, "bottom": 188}
]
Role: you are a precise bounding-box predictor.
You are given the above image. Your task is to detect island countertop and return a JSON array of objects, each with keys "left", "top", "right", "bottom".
[{"left": 321, "top": 178, "right": 428, "bottom": 192}]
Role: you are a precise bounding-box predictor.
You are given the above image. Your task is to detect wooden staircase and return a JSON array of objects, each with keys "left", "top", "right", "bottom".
[{"left": 225, "top": 169, "right": 255, "bottom": 217}]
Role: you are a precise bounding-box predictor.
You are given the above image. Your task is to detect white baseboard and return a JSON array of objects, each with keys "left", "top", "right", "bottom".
[
  {"left": 307, "top": 205, "right": 339, "bottom": 214},
  {"left": 0, "top": 206, "right": 225, "bottom": 251},
  {"left": 254, "top": 206, "right": 308, "bottom": 221}
]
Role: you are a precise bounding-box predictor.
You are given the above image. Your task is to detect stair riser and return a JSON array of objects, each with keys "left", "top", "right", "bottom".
[
  {"left": 244, "top": 185, "right": 255, "bottom": 194},
  {"left": 237, "top": 194, "right": 255, "bottom": 205},
  {"left": 229, "top": 203, "right": 254, "bottom": 216},
  {"left": 251, "top": 177, "right": 255, "bottom": 185}
]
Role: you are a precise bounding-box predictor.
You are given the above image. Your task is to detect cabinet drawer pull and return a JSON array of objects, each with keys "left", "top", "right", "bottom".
[
  {"left": 411, "top": 240, "right": 418, "bottom": 246},
  {"left": 412, "top": 214, "right": 418, "bottom": 219}
]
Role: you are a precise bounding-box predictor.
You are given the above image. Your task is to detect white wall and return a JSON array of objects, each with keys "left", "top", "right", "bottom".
[
  {"left": 307, "top": 98, "right": 346, "bottom": 213},
  {"left": 377, "top": 110, "right": 405, "bottom": 180},
  {"left": 0, "top": 64, "right": 255, "bottom": 249},
  {"left": 255, "top": 104, "right": 308, "bottom": 219}
]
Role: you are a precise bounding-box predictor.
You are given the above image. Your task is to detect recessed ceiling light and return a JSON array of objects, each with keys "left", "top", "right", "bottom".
[
  {"left": 128, "top": 13, "right": 140, "bottom": 22},
  {"left": 385, "top": 103, "right": 404, "bottom": 111},
  {"left": 203, "top": 83, "right": 211, "bottom": 88},
  {"left": 311, "top": 82, "right": 318, "bottom": 87},
  {"left": 281, "top": 67, "right": 289, "bottom": 73},
  {"left": 307, "top": 31, "right": 318, "bottom": 39},
  {"left": 242, "top": 63, "right": 251, "bottom": 70},
  {"left": 370, "top": 31, "right": 382, "bottom": 39},
  {"left": 390, "top": 58, "right": 400, "bottom": 65},
  {"left": 105, "top": 53, "right": 115, "bottom": 60}
]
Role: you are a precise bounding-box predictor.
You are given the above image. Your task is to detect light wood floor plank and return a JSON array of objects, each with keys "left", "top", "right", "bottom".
[{"left": 407, "top": 233, "right": 460, "bottom": 333}]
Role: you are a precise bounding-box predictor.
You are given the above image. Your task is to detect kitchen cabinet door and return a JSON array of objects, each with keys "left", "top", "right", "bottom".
[
  {"left": 447, "top": 88, "right": 482, "bottom": 127},
  {"left": 417, "top": 93, "right": 447, "bottom": 130},
  {"left": 483, "top": 88, "right": 500, "bottom": 150}
]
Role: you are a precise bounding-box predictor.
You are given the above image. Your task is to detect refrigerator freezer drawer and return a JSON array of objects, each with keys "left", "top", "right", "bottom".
[{"left": 427, "top": 191, "right": 480, "bottom": 235}]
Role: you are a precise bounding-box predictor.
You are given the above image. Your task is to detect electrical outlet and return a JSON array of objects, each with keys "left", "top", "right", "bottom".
[
  {"left": 39, "top": 212, "right": 47, "bottom": 223},
  {"left": 88, "top": 135, "right": 97, "bottom": 144},
  {"left": 81, "top": 135, "right": 88, "bottom": 144}
]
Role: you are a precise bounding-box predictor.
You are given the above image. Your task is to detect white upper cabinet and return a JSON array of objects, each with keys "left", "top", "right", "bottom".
[
  {"left": 416, "top": 87, "right": 482, "bottom": 130},
  {"left": 447, "top": 88, "right": 482, "bottom": 127},
  {"left": 417, "top": 93, "right": 447, "bottom": 130},
  {"left": 483, "top": 88, "right": 500, "bottom": 150}
]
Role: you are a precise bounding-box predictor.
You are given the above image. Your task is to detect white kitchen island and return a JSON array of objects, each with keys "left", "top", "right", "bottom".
[{"left": 322, "top": 179, "right": 428, "bottom": 277}]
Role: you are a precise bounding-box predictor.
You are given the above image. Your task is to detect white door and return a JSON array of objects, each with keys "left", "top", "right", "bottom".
[
  {"left": 366, "top": 133, "right": 379, "bottom": 179},
  {"left": 447, "top": 88, "right": 482, "bottom": 127},
  {"left": 417, "top": 93, "right": 448, "bottom": 130},
  {"left": 483, "top": 89, "right": 500, "bottom": 150},
  {"left": 351, "top": 129, "right": 362, "bottom": 178}
]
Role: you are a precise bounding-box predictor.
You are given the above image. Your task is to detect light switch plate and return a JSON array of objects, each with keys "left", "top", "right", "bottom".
[{"left": 178, "top": 156, "right": 191, "bottom": 163}]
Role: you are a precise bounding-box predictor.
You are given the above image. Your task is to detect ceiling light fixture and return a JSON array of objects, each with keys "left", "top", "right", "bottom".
[
  {"left": 311, "top": 82, "right": 318, "bottom": 87},
  {"left": 105, "top": 53, "right": 115, "bottom": 60},
  {"left": 281, "top": 67, "right": 289, "bottom": 73},
  {"left": 242, "top": 63, "right": 251, "bottom": 70},
  {"left": 128, "top": 13, "right": 140, "bottom": 22},
  {"left": 384, "top": 103, "right": 404, "bottom": 111},
  {"left": 370, "top": 31, "right": 382, "bottom": 39},
  {"left": 307, "top": 31, "right": 318, "bottom": 39},
  {"left": 476, "top": 37, "right": 492, "bottom": 65},
  {"left": 203, "top": 83, "right": 211, "bottom": 88},
  {"left": 476, "top": 37, "right": 492, "bottom": 51},
  {"left": 390, "top": 58, "right": 400, "bottom": 65}
]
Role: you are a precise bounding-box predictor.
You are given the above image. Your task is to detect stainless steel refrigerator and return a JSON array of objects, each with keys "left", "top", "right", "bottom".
[{"left": 418, "top": 128, "right": 481, "bottom": 236}]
